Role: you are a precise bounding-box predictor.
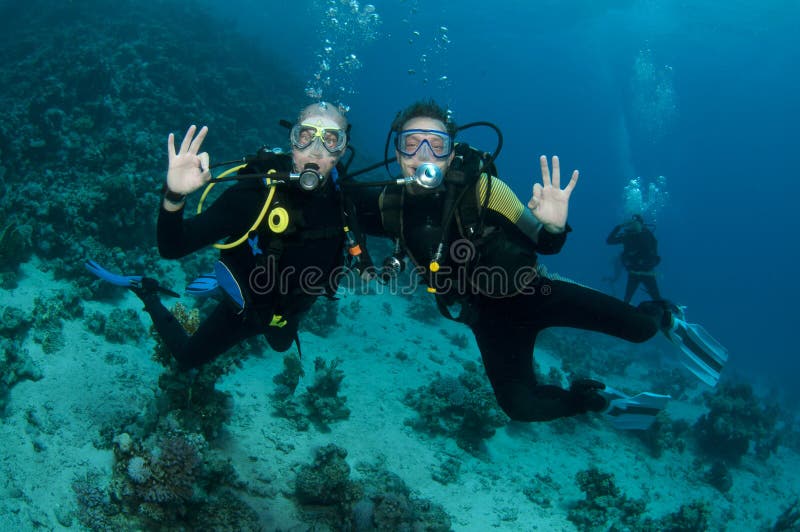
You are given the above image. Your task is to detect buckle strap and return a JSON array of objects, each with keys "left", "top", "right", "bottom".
[{"left": 269, "top": 314, "right": 288, "bottom": 328}]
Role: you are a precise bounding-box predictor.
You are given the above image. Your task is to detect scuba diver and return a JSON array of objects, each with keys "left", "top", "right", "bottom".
[
  {"left": 87, "top": 102, "right": 365, "bottom": 369},
  {"left": 343, "top": 99, "right": 726, "bottom": 429},
  {"left": 606, "top": 214, "right": 661, "bottom": 304}
]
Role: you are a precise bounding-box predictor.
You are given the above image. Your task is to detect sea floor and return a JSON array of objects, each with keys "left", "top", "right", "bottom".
[{"left": 1, "top": 259, "right": 798, "bottom": 530}]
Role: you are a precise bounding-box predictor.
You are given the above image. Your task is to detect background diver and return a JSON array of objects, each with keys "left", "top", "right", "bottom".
[
  {"left": 606, "top": 213, "right": 661, "bottom": 304},
  {"left": 345, "top": 99, "right": 727, "bottom": 429},
  {"left": 88, "top": 102, "right": 361, "bottom": 369}
]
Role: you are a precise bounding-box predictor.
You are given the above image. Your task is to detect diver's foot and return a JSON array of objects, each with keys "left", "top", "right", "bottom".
[
  {"left": 131, "top": 277, "right": 180, "bottom": 300},
  {"left": 638, "top": 299, "right": 683, "bottom": 332},
  {"left": 129, "top": 277, "right": 162, "bottom": 305},
  {"left": 569, "top": 378, "right": 608, "bottom": 413}
]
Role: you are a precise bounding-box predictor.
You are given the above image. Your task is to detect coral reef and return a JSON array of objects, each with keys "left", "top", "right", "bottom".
[
  {"left": 139, "top": 299, "right": 236, "bottom": 439},
  {"left": 0, "top": 338, "right": 42, "bottom": 415},
  {"left": 523, "top": 473, "right": 558, "bottom": 509},
  {"left": 73, "top": 430, "right": 260, "bottom": 530},
  {"left": 293, "top": 445, "right": 452, "bottom": 530},
  {"left": 72, "top": 472, "right": 116, "bottom": 531},
  {"left": 702, "top": 460, "right": 733, "bottom": 493},
  {"left": 86, "top": 308, "right": 146, "bottom": 344},
  {"left": 272, "top": 352, "right": 304, "bottom": 399},
  {"left": 649, "top": 501, "right": 710, "bottom": 531},
  {"left": 431, "top": 456, "right": 461, "bottom": 485},
  {"left": 122, "top": 432, "right": 204, "bottom": 505},
  {"left": 0, "top": 304, "right": 32, "bottom": 338},
  {"left": 295, "top": 444, "right": 362, "bottom": 508},
  {"left": 634, "top": 416, "right": 691, "bottom": 458},
  {"left": 273, "top": 356, "right": 350, "bottom": 432},
  {"left": 302, "top": 357, "right": 351, "bottom": 430},
  {"left": 568, "top": 467, "right": 712, "bottom": 531},
  {"left": 567, "top": 467, "right": 645, "bottom": 531},
  {"left": 357, "top": 471, "right": 452, "bottom": 532},
  {"left": 0, "top": 220, "right": 32, "bottom": 288},
  {"left": 403, "top": 360, "right": 508, "bottom": 455},
  {"left": 693, "top": 381, "right": 780, "bottom": 465},
  {"left": 30, "top": 290, "right": 84, "bottom": 354},
  {"left": 155, "top": 366, "right": 234, "bottom": 441},
  {"left": 0, "top": 0, "right": 304, "bottom": 285}
]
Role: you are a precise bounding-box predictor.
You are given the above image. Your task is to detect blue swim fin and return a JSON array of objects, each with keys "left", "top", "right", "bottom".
[
  {"left": 667, "top": 317, "right": 728, "bottom": 387},
  {"left": 85, "top": 260, "right": 179, "bottom": 298},
  {"left": 186, "top": 274, "right": 220, "bottom": 297},
  {"left": 85, "top": 260, "right": 142, "bottom": 287},
  {"left": 600, "top": 386, "right": 671, "bottom": 430}
]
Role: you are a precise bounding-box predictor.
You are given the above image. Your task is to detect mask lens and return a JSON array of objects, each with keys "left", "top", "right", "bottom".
[
  {"left": 396, "top": 129, "right": 452, "bottom": 158},
  {"left": 291, "top": 123, "right": 346, "bottom": 153},
  {"left": 321, "top": 129, "right": 343, "bottom": 151},
  {"left": 291, "top": 125, "right": 315, "bottom": 149}
]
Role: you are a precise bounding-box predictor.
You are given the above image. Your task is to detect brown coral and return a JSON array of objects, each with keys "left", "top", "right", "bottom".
[{"left": 151, "top": 301, "right": 199, "bottom": 366}]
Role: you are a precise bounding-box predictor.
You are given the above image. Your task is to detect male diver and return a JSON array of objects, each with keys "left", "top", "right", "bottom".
[
  {"left": 346, "top": 99, "right": 726, "bottom": 429},
  {"left": 606, "top": 214, "right": 661, "bottom": 304},
  {"left": 88, "top": 102, "right": 359, "bottom": 369}
]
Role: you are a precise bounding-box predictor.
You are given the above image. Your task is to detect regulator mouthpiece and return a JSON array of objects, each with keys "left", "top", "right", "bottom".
[
  {"left": 296, "top": 162, "right": 323, "bottom": 191},
  {"left": 414, "top": 163, "right": 443, "bottom": 189}
]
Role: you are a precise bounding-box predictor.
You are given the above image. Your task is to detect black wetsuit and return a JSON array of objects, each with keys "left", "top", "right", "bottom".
[
  {"left": 141, "top": 153, "right": 344, "bottom": 369},
  {"left": 351, "top": 177, "right": 661, "bottom": 422},
  {"left": 606, "top": 223, "right": 661, "bottom": 303}
]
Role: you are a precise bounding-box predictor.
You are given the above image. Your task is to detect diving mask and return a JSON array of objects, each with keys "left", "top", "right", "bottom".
[
  {"left": 395, "top": 129, "right": 453, "bottom": 159},
  {"left": 290, "top": 123, "right": 347, "bottom": 153}
]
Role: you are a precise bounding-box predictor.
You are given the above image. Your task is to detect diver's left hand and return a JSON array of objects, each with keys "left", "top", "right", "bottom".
[{"left": 527, "top": 155, "right": 579, "bottom": 233}]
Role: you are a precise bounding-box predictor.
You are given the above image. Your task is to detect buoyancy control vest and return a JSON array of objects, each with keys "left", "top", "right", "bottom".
[
  {"left": 379, "top": 143, "right": 540, "bottom": 310},
  {"left": 214, "top": 150, "right": 346, "bottom": 322}
]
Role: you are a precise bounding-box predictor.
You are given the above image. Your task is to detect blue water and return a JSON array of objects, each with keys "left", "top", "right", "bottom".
[
  {"left": 224, "top": 0, "right": 800, "bottom": 397},
  {"left": 1, "top": 2, "right": 798, "bottom": 528}
]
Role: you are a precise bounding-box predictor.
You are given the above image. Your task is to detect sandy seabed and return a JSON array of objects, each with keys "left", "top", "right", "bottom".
[{"left": 1, "top": 259, "right": 798, "bottom": 531}]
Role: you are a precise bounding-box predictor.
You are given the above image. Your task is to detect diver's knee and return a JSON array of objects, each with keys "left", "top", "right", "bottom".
[
  {"left": 266, "top": 336, "right": 294, "bottom": 352},
  {"left": 265, "top": 327, "right": 296, "bottom": 352},
  {"left": 630, "top": 327, "right": 656, "bottom": 343}
]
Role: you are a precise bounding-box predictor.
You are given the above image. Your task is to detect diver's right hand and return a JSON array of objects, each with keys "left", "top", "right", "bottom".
[{"left": 166, "top": 125, "right": 211, "bottom": 195}]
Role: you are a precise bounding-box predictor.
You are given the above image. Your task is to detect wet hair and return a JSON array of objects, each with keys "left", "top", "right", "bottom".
[
  {"left": 391, "top": 99, "right": 456, "bottom": 138},
  {"left": 297, "top": 101, "right": 348, "bottom": 129}
]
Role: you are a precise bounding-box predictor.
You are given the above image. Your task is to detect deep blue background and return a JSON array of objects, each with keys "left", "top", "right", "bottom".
[{"left": 221, "top": 1, "right": 799, "bottom": 396}]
